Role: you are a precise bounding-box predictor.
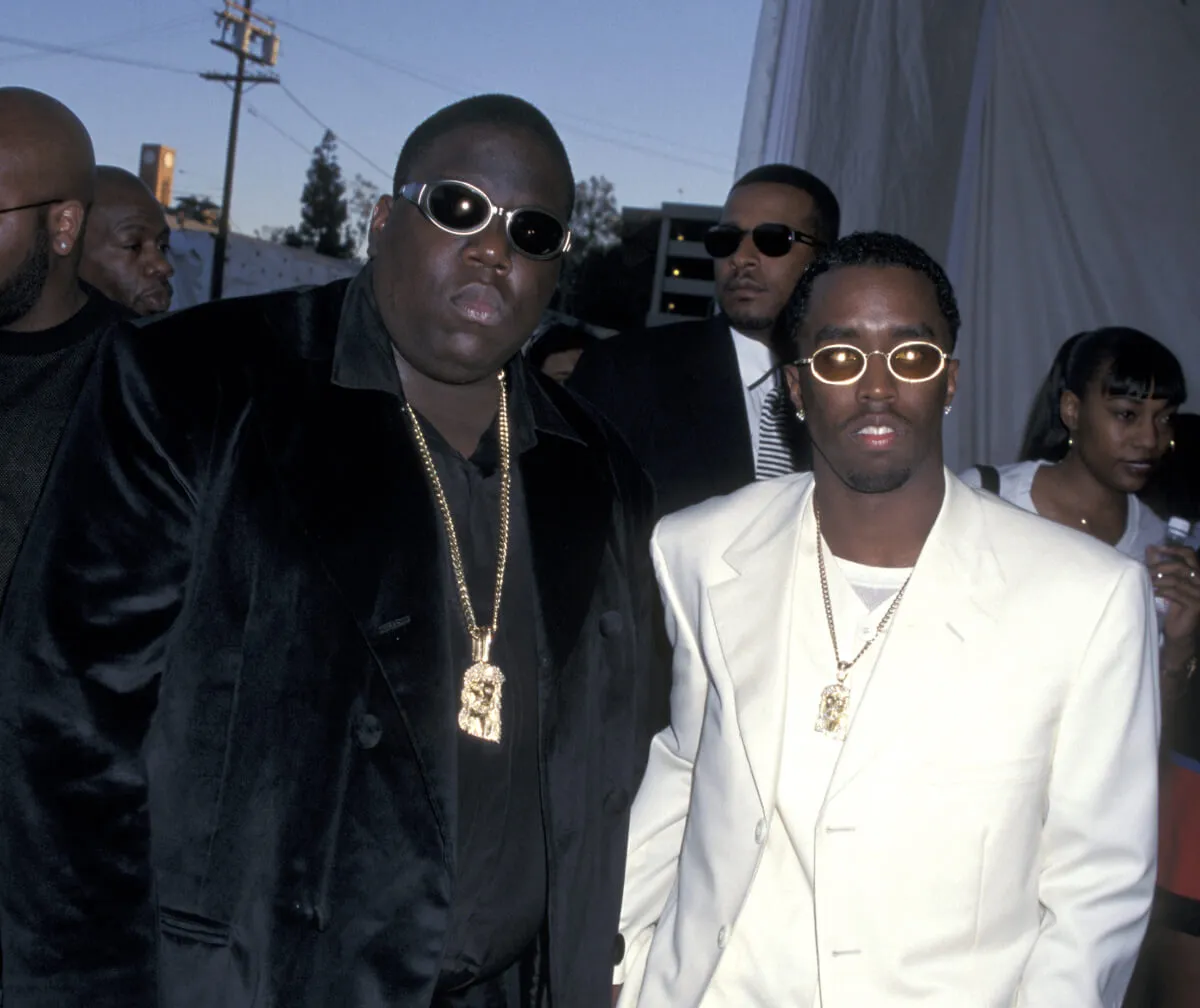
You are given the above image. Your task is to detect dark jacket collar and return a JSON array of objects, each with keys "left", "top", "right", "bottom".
[{"left": 331, "top": 262, "right": 581, "bottom": 449}]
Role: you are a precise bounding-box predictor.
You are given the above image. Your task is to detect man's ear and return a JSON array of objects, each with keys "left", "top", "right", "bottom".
[
  {"left": 48, "top": 200, "right": 87, "bottom": 257},
  {"left": 943, "top": 357, "right": 959, "bottom": 412},
  {"left": 370, "top": 195, "right": 393, "bottom": 238},
  {"left": 784, "top": 362, "right": 805, "bottom": 418}
]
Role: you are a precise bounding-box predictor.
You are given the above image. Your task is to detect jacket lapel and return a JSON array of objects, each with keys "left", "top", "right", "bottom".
[
  {"left": 682, "top": 318, "right": 755, "bottom": 490},
  {"left": 254, "top": 283, "right": 455, "bottom": 845},
  {"left": 520, "top": 380, "right": 613, "bottom": 670},
  {"left": 706, "top": 475, "right": 815, "bottom": 810},
  {"left": 824, "top": 474, "right": 1004, "bottom": 804}
]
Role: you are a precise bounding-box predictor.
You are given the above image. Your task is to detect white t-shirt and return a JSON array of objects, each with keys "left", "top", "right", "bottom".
[
  {"left": 959, "top": 459, "right": 1165, "bottom": 561},
  {"left": 729, "top": 326, "right": 779, "bottom": 461}
]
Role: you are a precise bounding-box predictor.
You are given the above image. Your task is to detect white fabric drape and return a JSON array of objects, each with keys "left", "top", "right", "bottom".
[{"left": 737, "top": 0, "right": 1200, "bottom": 470}]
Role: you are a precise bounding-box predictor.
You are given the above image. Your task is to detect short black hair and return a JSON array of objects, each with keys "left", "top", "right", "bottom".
[
  {"left": 527, "top": 322, "right": 598, "bottom": 370},
  {"left": 777, "top": 230, "right": 961, "bottom": 361},
  {"left": 1020, "top": 327, "right": 1188, "bottom": 462},
  {"left": 393, "top": 94, "right": 574, "bottom": 214},
  {"left": 731, "top": 164, "right": 840, "bottom": 244}
]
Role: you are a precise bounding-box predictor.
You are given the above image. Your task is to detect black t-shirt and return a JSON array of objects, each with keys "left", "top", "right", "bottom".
[{"left": 0, "top": 295, "right": 113, "bottom": 608}]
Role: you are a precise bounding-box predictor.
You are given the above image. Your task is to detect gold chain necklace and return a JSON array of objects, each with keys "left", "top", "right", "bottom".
[
  {"left": 812, "top": 502, "right": 912, "bottom": 740},
  {"left": 404, "top": 372, "right": 511, "bottom": 743}
]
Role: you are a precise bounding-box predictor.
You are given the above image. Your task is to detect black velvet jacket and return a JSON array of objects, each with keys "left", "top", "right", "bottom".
[{"left": 0, "top": 276, "right": 660, "bottom": 1007}]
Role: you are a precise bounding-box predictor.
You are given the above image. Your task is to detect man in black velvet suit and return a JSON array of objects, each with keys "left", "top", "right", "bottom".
[
  {"left": 568, "top": 165, "right": 840, "bottom": 517},
  {"left": 0, "top": 95, "right": 659, "bottom": 1008}
]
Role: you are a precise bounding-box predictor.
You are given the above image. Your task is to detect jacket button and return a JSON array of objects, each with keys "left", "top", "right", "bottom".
[
  {"left": 355, "top": 712, "right": 382, "bottom": 749},
  {"left": 599, "top": 611, "right": 623, "bottom": 638},
  {"left": 717, "top": 925, "right": 728, "bottom": 949},
  {"left": 612, "top": 933, "right": 625, "bottom": 965},
  {"left": 754, "top": 819, "right": 767, "bottom": 845},
  {"left": 290, "top": 898, "right": 315, "bottom": 923}
]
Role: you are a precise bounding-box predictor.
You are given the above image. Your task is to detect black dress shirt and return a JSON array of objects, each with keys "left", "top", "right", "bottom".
[
  {"left": 419, "top": 394, "right": 546, "bottom": 996},
  {"left": 332, "top": 265, "right": 548, "bottom": 1004}
]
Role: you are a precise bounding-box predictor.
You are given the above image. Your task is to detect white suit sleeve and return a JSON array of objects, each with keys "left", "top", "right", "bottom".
[
  {"left": 614, "top": 522, "right": 711, "bottom": 986},
  {"left": 1018, "top": 562, "right": 1160, "bottom": 1006}
]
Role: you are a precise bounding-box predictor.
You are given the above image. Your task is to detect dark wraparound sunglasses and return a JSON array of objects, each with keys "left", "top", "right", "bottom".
[
  {"left": 798, "top": 341, "right": 950, "bottom": 385},
  {"left": 397, "top": 180, "right": 572, "bottom": 261},
  {"left": 704, "top": 222, "right": 823, "bottom": 259},
  {"left": 0, "top": 197, "right": 64, "bottom": 215}
]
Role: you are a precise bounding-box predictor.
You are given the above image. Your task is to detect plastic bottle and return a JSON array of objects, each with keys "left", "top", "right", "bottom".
[{"left": 1155, "top": 516, "right": 1193, "bottom": 628}]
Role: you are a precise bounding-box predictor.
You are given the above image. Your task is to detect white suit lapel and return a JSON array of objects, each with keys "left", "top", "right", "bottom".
[{"left": 706, "top": 475, "right": 815, "bottom": 810}]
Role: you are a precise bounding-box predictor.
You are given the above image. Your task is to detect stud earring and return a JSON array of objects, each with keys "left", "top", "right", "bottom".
[
  {"left": 1170, "top": 439, "right": 1176, "bottom": 451},
  {"left": 56, "top": 239, "right": 69, "bottom": 253},
  {"left": 943, "top": 404, "right": 953, "bottom": 416},
  {"left": 795, "top": 409, "right": 806, "bottom": 423},
  {"left": 1067, "top": 436, "right": 1074, "bottom": 447}
]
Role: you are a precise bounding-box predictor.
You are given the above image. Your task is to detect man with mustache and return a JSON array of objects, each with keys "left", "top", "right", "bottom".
[
  {"left": 614, "top": 232, "right": 1159, "bottom": 1006},
  {"left": 570, "top": 165, "right": 839, "bottom": 518},
  {"left": 0, "top": 87, "right": 125, "bottom": 613},
  {"left": 79, "top": 165, "right": 174, "bottom": 318},
  {"left": 0, "top": 94, "right": 659, "bottom": 1008}
]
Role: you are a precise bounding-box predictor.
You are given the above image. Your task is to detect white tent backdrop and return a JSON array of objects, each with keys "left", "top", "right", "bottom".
[{"left": 737, "top": 0, "right": 1200, "bottom": 471}]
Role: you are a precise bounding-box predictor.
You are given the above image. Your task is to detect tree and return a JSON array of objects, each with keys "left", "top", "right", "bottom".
[
  {"left": 292, "top": 130, "right": 356, "bottom": 260},
  {"left": 569, "top": 240, "right": 656, "bottom": 331},
  {"left": 170, "top": 194, "right": 220, "bottom": 226},
  {"left": 348, "top": 174, "right": 381, "bottom": 259},
  {"left": 558, "top": 176, "right": 622, "bottom": 314},
  {"left": 255, "top": 224, "right": 294, "bottom": 244}
]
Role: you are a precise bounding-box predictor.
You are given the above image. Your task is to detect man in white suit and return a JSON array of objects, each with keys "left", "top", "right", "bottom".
[{"left": 613, "top": 231, "right": 1160, "bottom": 1008}]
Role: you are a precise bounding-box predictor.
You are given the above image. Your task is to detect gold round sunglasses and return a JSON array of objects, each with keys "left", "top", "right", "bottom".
[{"left": 798, "top": 340, "right": 950, "bottom": 385}]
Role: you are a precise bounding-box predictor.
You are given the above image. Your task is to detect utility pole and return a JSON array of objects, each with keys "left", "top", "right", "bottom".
[{"left": 202, "top": 0, "right": 280, "bottom": 302}]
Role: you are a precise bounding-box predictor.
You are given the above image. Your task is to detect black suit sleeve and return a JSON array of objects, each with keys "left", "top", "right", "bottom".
[
  {"left": 0, "top": 330, "right": 204, "bottom": 1007},
  {"left": 599, "top": 417, "right": 671, "bottom": 775}
]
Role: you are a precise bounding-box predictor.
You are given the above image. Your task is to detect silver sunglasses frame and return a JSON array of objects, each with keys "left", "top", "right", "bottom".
[
  {"left": 798, "top": 340, "right": 950, "bottom": 386},
  {"left": 398, "top": 179, "right": 573, "bottom": 260}
]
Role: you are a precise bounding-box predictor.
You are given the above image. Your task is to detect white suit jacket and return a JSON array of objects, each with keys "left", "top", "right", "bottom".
[{"left": 617, "top": 471, "right": 1160, "bottom": 1008}]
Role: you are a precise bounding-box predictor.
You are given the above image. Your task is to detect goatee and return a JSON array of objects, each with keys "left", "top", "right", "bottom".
[
  {"left": 0, "top": 226, "right": 51, "bottom": 329},
  {"left": 843, "top": 467, "right": 912, "bottom": 494},
  {"left": 723, "top": 309, "right": 774, "bottom": 333}
]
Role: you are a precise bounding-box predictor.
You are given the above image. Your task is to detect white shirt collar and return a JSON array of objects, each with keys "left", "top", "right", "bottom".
[{"left": 729, "top": 325, "right": 778, "bottom": 391}]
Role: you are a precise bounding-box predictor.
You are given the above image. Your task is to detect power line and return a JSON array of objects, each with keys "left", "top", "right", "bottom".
[
  {"left": 274, "top": 17, "right": 459, "bottom": 97},
  {"left": 271, "top": 16, "right": 732, "bottom": 174},
  {"left": 548, "top": 119, "right": 731, "bottom": 176},
  {"left": 0, "top": 16, "right": 206, "bottom": 65},
  {"left": 203, "top": 0, "right": 281, "bottom": 301},
  {"left": 0, "top": 34, "right": 202, "bottom": 75},
  {"left": 246, "top": 104, "right": 311, "bottom": 156},
  {"left": 0, "top": 31, "right": 392, "bottom": 189},
  {"left": 278, "top": 84, "right": 391, "bottom": 182},
  {"left": 276, "top": 15, "right": 729, "bottom": 163}
]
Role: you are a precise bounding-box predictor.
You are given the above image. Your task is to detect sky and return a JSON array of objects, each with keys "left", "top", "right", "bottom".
[{"left": 2, "top": 0, "right": 762, "bottom": 237}]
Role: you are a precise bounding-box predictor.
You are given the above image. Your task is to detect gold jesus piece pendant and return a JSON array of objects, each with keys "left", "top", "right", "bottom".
[
  {"left": 814, "top": 681, "right": 850, "bottom": 740},
  {"left": 458, "top": 633, "right": 504, "bottom": 743}
]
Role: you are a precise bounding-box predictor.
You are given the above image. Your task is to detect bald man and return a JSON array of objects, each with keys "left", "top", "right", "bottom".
[
  {"left": 0, "top": 88, "right": 127, "bottom": 605},
  {"left": 80, "top": 165, "right": 174, "bottom": 317}
]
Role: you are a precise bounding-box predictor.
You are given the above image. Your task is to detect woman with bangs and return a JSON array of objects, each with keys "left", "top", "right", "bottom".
[{"left": 963, "top": 326, "right": 1200, "bottom": 1008}]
